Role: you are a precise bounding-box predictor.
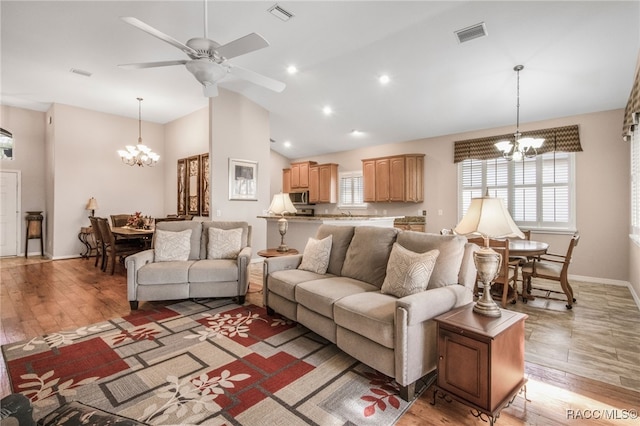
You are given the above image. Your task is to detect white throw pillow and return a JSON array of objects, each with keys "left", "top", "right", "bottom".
[
  {"left": 207, "top": 227, "right": 243, "bottom": 259},
  {"left": 381, "top": 244, "right": 440, "bottom": 298},
  {"left": 298, "top": 235, "right": 333, "bottom": 274},
  {"left": 154, "top": 229, "right": 192, "bottom": 262}
]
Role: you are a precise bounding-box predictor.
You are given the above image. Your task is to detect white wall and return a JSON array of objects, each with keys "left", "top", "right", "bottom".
[
  {"left": 283, "top": 109, "right": 630, "bottom": 283},
  {"left": 48, "top": 103, "right": 165, "bottom": 259},
  {"left": 0, "top": 105, "right": 46, "bottom": 256}
]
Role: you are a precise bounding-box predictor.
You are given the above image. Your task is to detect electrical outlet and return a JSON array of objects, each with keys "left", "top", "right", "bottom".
[
  {"left": 382, "top": 209, "right": 387, "bottom": 215},
  {"left": 216, "top": 209, "right": 222, "bottom": 217},
  {"left": 422, "top": 210, "right": 427, "bottom": 216},
  {"left": 438, "top": 209, "right": 443, "bottom": 216}
]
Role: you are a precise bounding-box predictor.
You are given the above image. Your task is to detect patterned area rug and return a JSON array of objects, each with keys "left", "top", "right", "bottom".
[{"left": 2, "top": 300, "right": 421, "bottom": 425}]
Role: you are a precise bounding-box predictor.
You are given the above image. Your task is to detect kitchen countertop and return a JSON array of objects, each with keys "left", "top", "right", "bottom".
[{"left": 258, "top": 214, "right": 403, "bottom": 222}]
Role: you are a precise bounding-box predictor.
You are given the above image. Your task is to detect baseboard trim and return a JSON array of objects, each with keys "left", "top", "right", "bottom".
[{"left": 570, "top": 274, "right": 639, "bottom": 311}]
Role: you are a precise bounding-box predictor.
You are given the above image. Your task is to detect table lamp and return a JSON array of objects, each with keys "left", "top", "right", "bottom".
[
  {"left": 268, "top": 193, "right": 297, "bottom": 252},
  {"left": 454, "top": 194, "right": 524, "bottom": 317},
  {"left": 86, "top": 197, "right": 98, "bottom": 217}
]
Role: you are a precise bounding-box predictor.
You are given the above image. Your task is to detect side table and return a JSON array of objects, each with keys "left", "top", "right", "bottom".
[
  {"left": 258, "top": 248, "right": 299, "bottom": 258},
  {"left": 432, "top": 304, "right": 528, "bottom": 425},
  {"left": 78, "top": 226, "right": 95, "bottom": 258}
]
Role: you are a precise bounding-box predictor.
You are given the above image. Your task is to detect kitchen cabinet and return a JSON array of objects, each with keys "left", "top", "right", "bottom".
[
  {"left": 362, "top": 154, "right": 424, "bottom": 202},
  {"left": 283, "top": 168, "right": 292, "bottom": 193},
  {"left": 290, "top": 161, "right": 316, "bottom": 189},
  {"left": 309, "top": 163, "right": 338, "bottom": 203},
  {"left": 433, "top": 304, "right": 528, "bottom": 425}
]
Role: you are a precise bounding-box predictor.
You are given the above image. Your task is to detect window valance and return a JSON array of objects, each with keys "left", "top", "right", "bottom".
[
  {"left": 623, "top": 65, "right": 639, "bottom": 141},
  {"left": 453, "top": 124, "right": 582, "bottom": 163}
]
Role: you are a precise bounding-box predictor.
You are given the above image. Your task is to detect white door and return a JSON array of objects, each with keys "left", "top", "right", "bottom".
[{"left": 0, "top": 171, "right": 19, "bottom": 256}]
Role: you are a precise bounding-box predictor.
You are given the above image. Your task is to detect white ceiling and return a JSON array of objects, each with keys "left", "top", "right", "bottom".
[{"left": 2, "top": 1, "right": 639, "bottom": 159}]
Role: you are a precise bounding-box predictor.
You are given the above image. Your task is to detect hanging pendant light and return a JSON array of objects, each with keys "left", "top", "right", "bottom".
[
  {"left": 117, "top": 97, "right": 160, "bottom": 167},
  {"left": 494, "top": 65, "right": 544, "bottom": 161}
]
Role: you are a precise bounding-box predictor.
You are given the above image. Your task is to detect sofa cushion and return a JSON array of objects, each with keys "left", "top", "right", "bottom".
[
  {"left": 137, "top": 261, "right": 194, "bottom": 284},
  {"left": 341, "top": 226, "right": 398, "bottom": 288},
  {"left": 334, "top": 292, "right": 397, "bottom": 349},
  {"left": 268, "top": 269, "right": 334, "bottom": 302},
  {"left": 381, "top": 244, "right": 439, "bottom": 298},
  {"left": 154, "top": 229, "right": 192, "bottom": 262},
  {"left": 201, "top": 221, "right": 249, "bottom": 259},
  {"left": 396, "top": 231, "right": 467, "bottom": 289},
  {"left": 189, "top": 259, "right": 238, "bottom": 283},
  {"left": 298, "top": 235, "right": 332, "bottom": 274},
  {"left": 207, "top": 227, "right": 242, "bottom": 259},
  {"left": 295, "top": 276, "right": 379, "bottom": 318},
  {"left": 315, "top": 225, "right": 355, "bottom": 276},
  {"left": 154, "top": 220, "right": 202, "bottom": 260}
]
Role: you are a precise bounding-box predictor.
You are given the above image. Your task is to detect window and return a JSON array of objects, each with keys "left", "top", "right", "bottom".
[
  {"left": 459, "top": 152, "right": 576, "bottom": 231},
  {"left": 338, "top": 171, "right": 366, "bottom": 208},
  {"left": 631, "top": 125, "right": 640, "bottom": 244}
]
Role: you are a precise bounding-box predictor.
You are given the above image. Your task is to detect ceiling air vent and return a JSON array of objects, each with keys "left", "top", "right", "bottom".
[
  {"left": 455, "top": 22, "right": 487, "bottom": 44},
  {"left": 268, "top": 4, "right": 294, "bottom": 21}
]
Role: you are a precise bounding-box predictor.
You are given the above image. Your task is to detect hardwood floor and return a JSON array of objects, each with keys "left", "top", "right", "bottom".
[{"left": 1, "top": 256, "right": 639, "bottom": 425}]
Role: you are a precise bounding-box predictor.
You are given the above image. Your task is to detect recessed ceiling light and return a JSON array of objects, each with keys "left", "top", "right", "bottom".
[
  {"left": 322, "top": 106, "right": 333, "bottom": 116},
  {"left": 379, "top": 74, "right": 390, "bottom": 85},
  {"left": 283, "top": 140, "right": 292, "bottom": 148},
  {"left": 286, "top": 65, "right": 298, "bottom": 75},
  {"left": 351, "top": 130, "right": 364, "bottom": 136}
]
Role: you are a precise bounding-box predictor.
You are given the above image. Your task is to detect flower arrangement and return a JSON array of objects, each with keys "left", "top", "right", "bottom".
[{"left": 126, "top": 212, "right": 146, "bottom": 229}]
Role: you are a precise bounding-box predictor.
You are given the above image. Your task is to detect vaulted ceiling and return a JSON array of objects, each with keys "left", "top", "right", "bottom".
[{"left": 2, "top": 1, "right": 638, "bottom": 159}]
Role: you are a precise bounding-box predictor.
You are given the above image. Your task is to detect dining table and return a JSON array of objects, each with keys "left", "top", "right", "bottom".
[
  {"left": 111, "top": 226, "right": 154, "bottom": 249},
  {"left": 508, "top": 239, "right": 549, "bottom": 257}
]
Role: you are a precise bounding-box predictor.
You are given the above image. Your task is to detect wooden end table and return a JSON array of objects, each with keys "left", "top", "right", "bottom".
[
  {"left": 432, "top": 303, "right": 528, "bottom": 425},
  {"left": 258, "top": 248, "right": 299, "bottom": 258}
]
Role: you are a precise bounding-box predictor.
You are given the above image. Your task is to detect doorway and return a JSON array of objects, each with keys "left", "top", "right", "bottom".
[{"left": 0, "top": 170, "right": 20, "bottom": 256}]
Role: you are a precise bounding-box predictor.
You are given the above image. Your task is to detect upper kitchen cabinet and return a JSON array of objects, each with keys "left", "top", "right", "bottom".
[
  {"left": 309, "top": 163, "right": 338, "bottom": 203},
  {"left": 362, "top": 154, "right": 424, "bottom": 203},
  {"left": 290, "top": 161, "right": 317, "bottom": 189},
  {"left": 282, "top": 168, "right": 292, "bottom": 193}
]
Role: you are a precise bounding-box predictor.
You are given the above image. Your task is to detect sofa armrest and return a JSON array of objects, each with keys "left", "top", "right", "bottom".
[
  {"left": 458, "top": 242, "right": 479, "bottom": 292},
  {"left": 396, "top": 285, "right": 473, "bottom": 326},
  {"left": 263, "top": 254, "right": 303, "bottom": 275},
  {"left": 125, "top": 249, "right": 154, "bottom": 302},
  {"left": 237, "top": 246, "right": 252, "bottom": 296}
]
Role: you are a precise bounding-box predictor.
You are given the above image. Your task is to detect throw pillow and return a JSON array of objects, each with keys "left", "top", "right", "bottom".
[
  {"left": 381, "top": 244, "right": 440, "bottom": 298},
  {"left": 298, "top": 235, "right": 333, "bottom": 274},
  {"left": 154, "top": 229, "right": 192, "bottom": 262},
  {"left": 207, "top": 227, "right": 243, "bottom": 259}
]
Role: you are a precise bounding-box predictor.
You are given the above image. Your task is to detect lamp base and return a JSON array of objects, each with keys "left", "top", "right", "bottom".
[
  {"left": 472, "top": 246, "right": 503, "bottom": 317},
  {"left": 276, "top": 244, "right": 289, "bottom": 253}
]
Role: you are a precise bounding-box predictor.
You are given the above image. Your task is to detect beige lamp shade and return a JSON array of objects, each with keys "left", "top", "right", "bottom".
[
  {"left": 86, "top": 197, "right": 99, "bottom": 211},
  {"left": 268, "top": 193, "right": 297, "bottom": 216},
  {"left": 454, "top": 196, "right": 524, "bottom": 239}
]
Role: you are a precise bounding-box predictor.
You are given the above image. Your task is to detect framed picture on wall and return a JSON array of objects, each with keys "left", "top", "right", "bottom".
[
  {"left": 177, "top": 158, "right": 187, "bottom": 215},
  {"left": 200, "top": 153, "right": 210, "bottom": 216},
  {"left": 187, "top": 155, "right": 201, "bottom": 215},
  {"left": 228, "top": 158, "right": 257, "bottom": 201}
]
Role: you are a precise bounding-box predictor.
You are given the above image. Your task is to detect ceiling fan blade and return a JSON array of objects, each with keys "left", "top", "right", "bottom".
[
  {"left": 229, "top": 65, "right": 286, "bottom": 93},
  {"left": 121, "top": 16, "right": 199, "bottom": 58},
  {"left": 216, "top": 33, "right": 269, "bottom": 60},
  {"left": 119, "top": 60, "right": 188, "bottom": 69}
]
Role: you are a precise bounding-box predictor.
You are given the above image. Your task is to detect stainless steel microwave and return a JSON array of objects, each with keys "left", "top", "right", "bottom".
[{"left": 289, "top": 191, "right": 311, "bottom": 205}]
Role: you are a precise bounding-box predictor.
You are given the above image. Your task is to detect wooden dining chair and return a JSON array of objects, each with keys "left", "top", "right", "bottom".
[
  {"left": 468, "top": 237, "right": 520, "bottom": 308},
  {"left": 110, "top": 214, "right": 131, "bottom": 227},
  {"left": 521, "top": 232, "right": 580, "bottom": 309},
  {"left": 88, "top": 216, "right": 105, "bottom": 270},
  {"left": 96, "top": 217, "right": 141, "bottom": 274}
]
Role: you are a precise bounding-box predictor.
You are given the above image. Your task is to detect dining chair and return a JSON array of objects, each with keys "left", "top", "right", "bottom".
[
  {"left": 521, "top": 232, "right": 580, "bottom": 309},
  {"left": 96, "top": 217, "right": 141, "bottom": 274},
  {"left": 88, "top": 216, "right": 105, "bottom": 270},
  {"left": 110, "top": 214, "right": 131, "bottom": 227},
  {"left": 468, "top": 237, "right": 520, "bottom": 308}
]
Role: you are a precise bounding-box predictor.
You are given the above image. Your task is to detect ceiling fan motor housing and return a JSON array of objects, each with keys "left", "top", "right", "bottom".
[{"left": 186, "top": 38, "right": 222, "bottom": 61}]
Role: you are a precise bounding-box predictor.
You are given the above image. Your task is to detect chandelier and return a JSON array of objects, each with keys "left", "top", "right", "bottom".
[
  {"left": 117, "top": 97, "right": 160, "bottom": 167},
  {"left": 494, "top": 65, "right": 544, "bottom": 161}
]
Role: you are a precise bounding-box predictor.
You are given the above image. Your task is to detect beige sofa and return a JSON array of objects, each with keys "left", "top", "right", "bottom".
[
  {"left": 126, "top": 220, "right": 251, "bottom": 310},
  {"left": 263, "top": 224, "right": 478, "bottom": 400}
]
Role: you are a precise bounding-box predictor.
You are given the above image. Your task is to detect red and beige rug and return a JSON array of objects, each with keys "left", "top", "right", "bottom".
[{"left": 2, "top": 300, "right": 420, "bottom": 425}]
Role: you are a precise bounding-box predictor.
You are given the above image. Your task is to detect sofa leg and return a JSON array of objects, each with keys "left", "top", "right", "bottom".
[
  {"left": 235, "top": 295, "right": 246, "bottom": 305},
  {"left": 266, "top": 306, "right": 275, "bottom": 316},
  {"left": 129, "top": 301, "right": 138, "bottom": 310},
  {"left": 399, "top": 382, "right": 416, "bottom": 402}
]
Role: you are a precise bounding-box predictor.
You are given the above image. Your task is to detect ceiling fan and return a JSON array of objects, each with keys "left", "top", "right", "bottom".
[{"left": 118, "top": 2, "right": 285, "bottom": 97}]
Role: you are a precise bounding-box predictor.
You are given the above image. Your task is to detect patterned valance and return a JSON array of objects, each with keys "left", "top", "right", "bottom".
[
  {"left": 623, "top": 64, "right": 640, "bottom": 141},
  {"left": 453, "top": 124, "right": 582, "bottom": 163}
]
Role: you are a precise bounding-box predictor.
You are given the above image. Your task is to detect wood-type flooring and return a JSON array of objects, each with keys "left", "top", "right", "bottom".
[{"left": 1, "top": 256, "right": 639, "bottom": 425}]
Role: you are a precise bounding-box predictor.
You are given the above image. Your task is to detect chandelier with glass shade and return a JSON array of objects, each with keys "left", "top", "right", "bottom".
[
  {"left": 117, "top": 97, "right": 160, "bottom": 167},
  {"left": 494, "top": 65, "right": 544, "bottom": 161}
]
